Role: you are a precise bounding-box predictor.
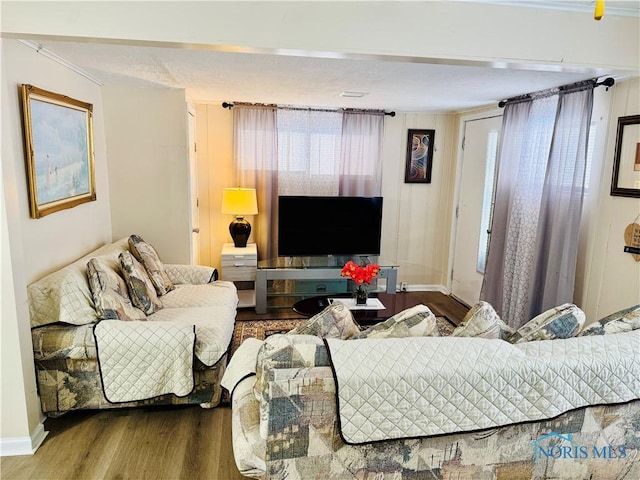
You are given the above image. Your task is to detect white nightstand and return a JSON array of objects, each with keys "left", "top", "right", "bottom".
[{"left": 221, "top": 243, "right": 257, "bottom": 308}]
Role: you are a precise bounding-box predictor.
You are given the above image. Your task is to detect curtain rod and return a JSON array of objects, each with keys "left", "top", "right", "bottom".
[
  {"left": 222, "top": 101, "right": 396, "bottom": 117},
  {"left": 498, "top": 77, "right": 614, "bottom": 108}
]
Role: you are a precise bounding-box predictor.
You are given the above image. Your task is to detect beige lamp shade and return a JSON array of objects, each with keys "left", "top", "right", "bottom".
[
  {"left": 221, "top": 188, "right": 258, "bottom": 216},
  {"left": 221, "top": 187, "right": 258, "bottom": 248}
]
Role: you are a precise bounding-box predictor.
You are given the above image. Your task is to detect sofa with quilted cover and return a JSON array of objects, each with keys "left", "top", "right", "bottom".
[
  {"left": 29, "top": 237, "right": 238, "bottom": 416},
  {"left": 224, "top": 303, "right": 640, "bottom": 479}
]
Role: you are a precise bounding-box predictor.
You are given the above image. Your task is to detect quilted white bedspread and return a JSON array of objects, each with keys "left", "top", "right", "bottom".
[
  {"left": 325, "top": 331, "right": 640, "bottom": 444},
  {"left": 94, "top": 321, "right": 195, "bottom": 403}
]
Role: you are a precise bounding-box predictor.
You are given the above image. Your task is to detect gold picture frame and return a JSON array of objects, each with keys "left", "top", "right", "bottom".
[
  {"left": 20, "top": 84, "right": 96, "bottom": 218},
  {"left": 611, "top": 114, "right": 640, "bottom": 198}
]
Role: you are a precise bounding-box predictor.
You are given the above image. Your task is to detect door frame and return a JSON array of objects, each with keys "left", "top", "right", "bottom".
[
  {"left": 447, "top": 108, "right": 503, "bottom": 304},
  {"left": 187, "top": 105, "right": 200, "bottom": 265}
]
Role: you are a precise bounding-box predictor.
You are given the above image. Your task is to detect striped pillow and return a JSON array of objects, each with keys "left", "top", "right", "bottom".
[
  {"left": 119, "top": 251, "right": 163, "bottom": 315},
  {"left": 87, "top": 258, "right": 147, "bottom": 321},
  {"left": 128, "top": 234, "right": 174, "bottom": 296}
]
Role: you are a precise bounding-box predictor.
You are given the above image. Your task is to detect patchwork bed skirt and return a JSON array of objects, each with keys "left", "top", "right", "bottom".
[
  {"left": 232, "top": 372, "right": 640, "bottom": 479},
  {"left": 35, "top": 355, "right": 226, "bottom": 416}
]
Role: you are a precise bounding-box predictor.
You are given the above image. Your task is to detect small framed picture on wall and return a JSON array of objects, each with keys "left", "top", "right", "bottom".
[{"left": 405, "top": 129, "right": 435, "bottom": 183}]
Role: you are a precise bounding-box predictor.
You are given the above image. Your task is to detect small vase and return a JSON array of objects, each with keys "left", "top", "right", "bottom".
[{"left": 355, "top": 286, "right": 368, "bottom": 306}]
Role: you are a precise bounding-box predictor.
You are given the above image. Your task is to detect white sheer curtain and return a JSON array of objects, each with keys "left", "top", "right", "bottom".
[
  {"left": 339, "top": 112, "right": 384, "bottom": 196},
  {"left": 481, "top": 82, "right": 594, "bottom": 328},
  {"left": 529, "top": 87, "right": 594, "bottom": 315},
  {"left": 233, "top": 106, "right": 279, "bottom": 259},
  {"left": 233, "top": 106, "right": 384, "bottom": 258}
]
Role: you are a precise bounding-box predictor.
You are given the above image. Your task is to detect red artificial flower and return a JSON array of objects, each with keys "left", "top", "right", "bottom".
[{"left": 340, "top": 260, "right": 380, "bottom": 285}]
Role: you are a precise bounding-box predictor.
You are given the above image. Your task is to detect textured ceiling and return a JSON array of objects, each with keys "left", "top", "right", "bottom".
[
  {"left": 34, "top": 39, "right": 614, "bottom": 113},
  {"left": 28, "top": 0, "right": 640, "bottom": 113}
]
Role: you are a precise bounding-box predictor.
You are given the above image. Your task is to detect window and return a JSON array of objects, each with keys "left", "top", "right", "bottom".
[
  {"left": 277, "top": 109, "right": 342, "bottom": 175},
  {"left": 477, "top": 130, "right": 499, "bottom": 273}
]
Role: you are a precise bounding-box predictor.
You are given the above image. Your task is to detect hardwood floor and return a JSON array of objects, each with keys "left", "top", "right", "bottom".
[
  {"left": 1, "top": 406, "right": 245, "bottom": 480},
  {"left": 2, "top": 293, "right": 467, "bottom": 480},
  {"left": 405, "top": 291, "right": 469, "bottom": 325}
]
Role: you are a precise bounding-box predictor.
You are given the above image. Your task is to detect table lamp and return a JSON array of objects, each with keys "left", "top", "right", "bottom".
[{"left": 221, "top": 187, "right": 258, "bottom": 247}]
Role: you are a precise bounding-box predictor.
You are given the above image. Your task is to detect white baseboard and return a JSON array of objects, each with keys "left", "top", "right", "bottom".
[
  {"left": 0, "top": 422, "right": 49, "bottom": 457},
  {"left": 404, "top": 284, "right": 450, "bottom": 294}
]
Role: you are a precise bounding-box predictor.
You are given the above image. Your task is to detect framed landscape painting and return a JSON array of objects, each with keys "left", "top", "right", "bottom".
[
  {"left": 405, "top": 129, "right": 435, "bottom": 183},
  {"left": 20, "top": 84, "right": 96, "bottom": 218}
]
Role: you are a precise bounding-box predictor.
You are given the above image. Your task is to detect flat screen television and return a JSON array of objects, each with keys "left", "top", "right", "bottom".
[{"left": 278, "top": 196, "right": 383, "bottom": 257}]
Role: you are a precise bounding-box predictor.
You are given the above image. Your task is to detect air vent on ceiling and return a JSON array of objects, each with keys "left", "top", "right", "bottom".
[{"left": 339, "top": 91, "right": 368, "bottom": 98}]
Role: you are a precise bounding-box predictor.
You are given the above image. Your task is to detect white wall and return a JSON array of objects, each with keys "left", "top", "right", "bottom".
[
  {"left": 102, "top": 86, "right": 191, "bottom": 264},
  {"left": 1, "top": 39, "right": 111, "bottom": 452},
  {"left": 582, "top": 78, "right": 640, "bottom": 320},
  {"left": 2, "top": 41, "right": 113, "bottom": 281},
  {"left": 381, "top": 113, "right": 458, "bottom": 288},
  {"left": 0, "top": 153, "right": 47, "bottom": 455}
]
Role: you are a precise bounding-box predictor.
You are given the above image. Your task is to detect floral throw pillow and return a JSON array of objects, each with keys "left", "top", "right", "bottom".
[
  {"left": 505, "top": 303, "right": 585, "bottom": 344},
  {"left": 86, "top": 258, "right": 147, "bottom": 321},
  {"left": 288, "top": 303, "right": 360, "bottom": 339},
  {"left": 578, "top": 305, "right": 640, "bottom": 336},
  {"left": 351, "top": 304, "right": 438, "bottom": 339},
  {"left": 119, "top": 251, "right": 163, "bottom": 315},
  {"left": 128, "top": 234, "right": 175, "bottom": 296},
  {"left": 452, "top": 301, "right": 514, "bottom": 339}
]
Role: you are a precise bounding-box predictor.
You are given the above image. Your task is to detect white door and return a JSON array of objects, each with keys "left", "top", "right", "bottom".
[
  {"left": 187, "top": 110, "right": 201, "bottom": 265},
  {"left": 451, "top": 115, "right": 502, "bottom": 306}
]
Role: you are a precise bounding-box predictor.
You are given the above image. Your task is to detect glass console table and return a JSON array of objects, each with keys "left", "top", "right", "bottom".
[{"left": 255, "top": 256, "right": 398, "bottom": 314}]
